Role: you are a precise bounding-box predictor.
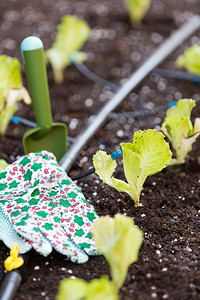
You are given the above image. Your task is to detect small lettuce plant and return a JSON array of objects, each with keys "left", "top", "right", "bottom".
[
  {"left": 176, "top": 44, "right": 200, "bottom": 75},
  {"left": 161, "top": 98, "right": 200, "bottom": 166},
  {"left": 0, "top": 55, "right": 31, "bottom": 135},
  {"left": 93, "top": 129, "right": 172, "bottom": 207},
  {"left": 56, "top": 214, "right": 143, "bottom": 300},
  {"left": 124, "top": 0, "right": 151, "bottom": 24},
  {"left": 46, "top": 15, "right": 91, "bottom": 83}
]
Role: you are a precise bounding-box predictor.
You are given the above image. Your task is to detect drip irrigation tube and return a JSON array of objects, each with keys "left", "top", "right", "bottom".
[
  {"left": 0, "top": 254, "right": 28, "bottom": 300},
  {"left": 153, "top": 68, "right": 200, "bottom": 83},
  {"left": 70, "top": 54, "right": 119, "bottom": 91},
  {"left": 60, "top": 15, "right": 200, "bottom": 172},
  {"left": 10, "top": 116, "right": 75, "bottom": 144},
  {"left": 108, "top": 105, "right": 167, "bottom": 120}
]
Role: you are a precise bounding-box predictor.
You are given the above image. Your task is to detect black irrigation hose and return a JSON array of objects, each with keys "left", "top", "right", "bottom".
[
  {"left": 0, "top": 254, "right": 29, "bottom": 300},
  {"left": 11, "top": 116, "right": 37, "bottom": 128},
  {"left": 69, "top": 54, "right": 119, "bottom": 92},
  {"left": 71, "top": 149, "right": 122, "bottom": 180},
  {"left": 71, "top": 167, "right": 95, "bottom": 180},
  {"left": 153, "top": 68, "right": 200, "bottom": 83},
  {"left": 10, "top": 116, "right": 75, "bottom": 144},
  {"left": 71, "top": 61, "right": 200, "bottom": 91},
  {"left": 0, "top": 271, "right": 22, "bottom": 300},
  {"left": 70, "top": 62, "right": 200, "bottom": 94},
  {"left": 108, "top": 105, "right": 167, "bottom": 120}
]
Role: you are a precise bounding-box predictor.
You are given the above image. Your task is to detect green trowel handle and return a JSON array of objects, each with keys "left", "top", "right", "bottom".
[{"left": 21, "top": 36, "right": 52, "bottom": 136}]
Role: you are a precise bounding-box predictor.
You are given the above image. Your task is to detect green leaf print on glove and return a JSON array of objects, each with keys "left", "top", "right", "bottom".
[{"left": 0, "top": 151, "right": 99, "bottom": 264}]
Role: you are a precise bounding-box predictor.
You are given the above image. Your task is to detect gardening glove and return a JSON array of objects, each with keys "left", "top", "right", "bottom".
[
  {"left": 0, "top": 202, "right": 32, "bottom": 253},
  {"left": 0, "top": 151, "right": 99, "bottom": 263}
]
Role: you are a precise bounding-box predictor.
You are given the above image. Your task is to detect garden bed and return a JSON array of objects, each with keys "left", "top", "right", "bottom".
[{"left": 0, "top": 0, "right": 200, "bottom": 299}]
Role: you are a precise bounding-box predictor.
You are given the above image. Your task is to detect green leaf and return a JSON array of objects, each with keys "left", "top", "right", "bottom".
[
  {"left": 75, "top": 228, "right": 84, "bottom": 237},
  {"left": 36, "top": 211, "right": 48, "bottom": 218},
  {"left": 121, "top": 129, "right": 172, "bottom": 205},
  {"left": 165, "top": 98, "right": 195, "bottom": 119},
  {"left": 0, "top": 55, "right": 31, "bottom": 135},
  {"left": 15, "top": 198, "right": 26, "bottom": 204},
  {"left": 10, "top": 211, "right": 21, "bottom": 217},
  {"left": 93, "top": 129, "right": 171, "bottom": 206},
  {"left": 86, "top": 276, "right": 118, "bottom": 300},
  {"left": 56, "top": 278, "right": 87, "bottom": 300},
  {"left": 92, "top": 214, "right": 143, "bottom": 292},
  {"left": 59, "top": 198, "right": 70, "bottom": 208},
  {"left": 0, "top": 159, "right": 9, "bottom": 171},
  {"left": 68, "top": 191, "right": 77, "bottom": 199},
  {"left": 161, "top": 99, "right": 199, "bottom": 165},
  {"left": 0, "top": 183, "right": 7, "bottom": 190},
  {"left": 31, "top": 189, "right": 39, "bottom": 197},
  {"left": 124, "top": 0, "right": 151, "bottom": 24},
  {"left": 46, "top": 15, "right": 91, "bottom": 83},
  {"left": 61, "top": 179, "right": 71, "bottom": 185},
  {"left": 79, "top": 243, "right": 91, "bottom": 249},
  {"left": 93, "top": 150, "right": 132, "bottom": 196},
  {"left": 74, "top": 215, "right": 84, "bottom": 226},
  {"left": 31, "top": 163, "right": 42, "bottom": 171},
  {"left": 54, "top": 216, "right": 61, "bottom": 223},
  {"left": 0, "top": 171, "right": 7, "bottom": 179},
  {"left": 9, "top": 181, "right": 20, "bottom": 188},
  {"left": 56, "top": 276, "right": 118, "bottom": 300},
  {"left": 93, "top": 150, "right": 117, "bottom": 184},
  {"left": 20, "top": 156, "right": 31, "bottom": 166},
  {"left": 176, "top": 44, "right": 200, "bottom": 75},
  {"left": 42, "top": 223, "right": 53, "bottom": 230},
  {"left": 20, "top": 206, "right": 30, "bottom": 212},
  {"left": 24, "top": 169, "right": 32, "bottom": 181},
  {"left": 29, "top": 198, "right": 39, "bottom": 205},
  {"left": 86, "top": 212, "right": 96, "bottom": 222}
]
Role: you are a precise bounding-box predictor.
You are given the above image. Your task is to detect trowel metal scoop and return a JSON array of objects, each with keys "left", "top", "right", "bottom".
[{"left": 21, "top": 36, "right": 67, "bottom": 162}]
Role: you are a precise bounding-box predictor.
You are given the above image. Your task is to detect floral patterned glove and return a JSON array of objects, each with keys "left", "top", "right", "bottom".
[
  {"left": 0, "top": 202, "right": 32, "bottom": 253},
  {"left": 0, "top": 151, "right": 99, "bottom": 263}
]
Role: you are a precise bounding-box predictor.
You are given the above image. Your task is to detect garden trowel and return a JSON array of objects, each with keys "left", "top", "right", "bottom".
[{"left": 21, "top": 36, "right": 67, "bottom": 162}]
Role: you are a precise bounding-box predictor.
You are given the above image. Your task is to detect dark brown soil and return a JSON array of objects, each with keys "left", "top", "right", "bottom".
[{"left": 0, "top": 0, "right": 200, "bottom": 299}]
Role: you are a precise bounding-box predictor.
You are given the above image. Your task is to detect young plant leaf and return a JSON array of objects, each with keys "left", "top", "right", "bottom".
[
  {"left": 0, "top": 159, "right": 9, "bottom": 171},
  {"left": 56, "top": 276, "right": 118, "bottom": 300},
  {"left": 176, "top": 44, "right": 200, "bottom": 75},
  {"left": 46, "top": 15, "right": 91, "bottom": 83},
  {"left": 92, "top": 214, "right": 143, "bottom": 292},
  {"left": 124, "top": 0, "right": 151, "bottom": 24},
  {"left": 0, "top": 55, "right": 31, "bottom": 135},
  {"left": 56, "top": 278, "right": 87, "bottom": 300},
  {"left": 93, "top": 129, "right": 172, "bottom": 206},
  {"left": 161, "top": 98, "right": 200, "bottom": 165},
  {"left": 93, "top": 150, "right": 133, "bottom": 197},
  {"left": 86, "top": 276, "right": 118, "bottom": 300}
]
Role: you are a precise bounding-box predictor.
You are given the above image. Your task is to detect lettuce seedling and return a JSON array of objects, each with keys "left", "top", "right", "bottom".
[
  {"left": 57, "top": 276, "right": 118, "bottom": 300},
  {"left": 124, "top": 0, "right": 151, "bottom": 24},
  {"left": 161, "top": 98, "right": 200, "bottom": 165},
  {"left": 92, "top": 214, "right": 143, "bottom": 292},
  {"left": 0, "top": 55, "right": 31, "bottom": 135},
  {"left": 176, "top": 44, "right": 200, "bottom": 75},
  {"left": 46, "top": 15, "right": 91, "bottom": 84},
  {"left": 93, "top": 129, "right": 172, "bottom": 207},
  {"left": 56, "top": 214, "right": 143, "bottom": 300}
]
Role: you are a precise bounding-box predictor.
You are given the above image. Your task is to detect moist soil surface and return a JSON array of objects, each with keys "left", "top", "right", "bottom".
[{"left": 0, "top": 0, "right": 200, "bottom": 299}]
